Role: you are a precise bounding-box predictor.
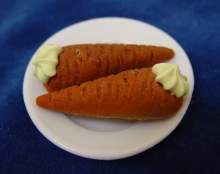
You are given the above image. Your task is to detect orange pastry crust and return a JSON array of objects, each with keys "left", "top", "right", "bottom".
[
  {"left": 45, "top": 44, "right": 174, "bottom": 92},
  {"left": 38, "top": 68, "right": 183, "bottom": 120}
]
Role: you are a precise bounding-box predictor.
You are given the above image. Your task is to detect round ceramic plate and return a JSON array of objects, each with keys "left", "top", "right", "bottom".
[{"left": 23, "top": 17, "right": 194, "bottom": 160}]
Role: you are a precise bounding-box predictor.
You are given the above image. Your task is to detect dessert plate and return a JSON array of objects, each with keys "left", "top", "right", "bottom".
[{"left": 23, "top": 17, "right": 194, "bottom": 160}]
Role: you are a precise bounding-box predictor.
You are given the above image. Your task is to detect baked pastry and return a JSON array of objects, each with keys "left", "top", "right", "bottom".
[
  {"left": 32, "top": 44, "right": 174, "bottom": 92},
  {"left": 36, "top": 63, "right": 188, "bottom": 120}
]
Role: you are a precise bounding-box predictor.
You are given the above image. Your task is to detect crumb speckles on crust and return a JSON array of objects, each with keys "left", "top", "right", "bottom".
[{"left": 75, "top": 49, "right": 81, "bottom": 57}]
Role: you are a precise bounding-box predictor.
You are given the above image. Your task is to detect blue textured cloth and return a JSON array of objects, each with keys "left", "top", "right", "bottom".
[{"left": 0, "top": 0, "right": 220, "bottom": 173}]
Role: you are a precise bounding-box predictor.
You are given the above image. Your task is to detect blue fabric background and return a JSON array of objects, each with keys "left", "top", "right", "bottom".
[{"left": 0, "top": 0, "right": 220, "bottom": 173}]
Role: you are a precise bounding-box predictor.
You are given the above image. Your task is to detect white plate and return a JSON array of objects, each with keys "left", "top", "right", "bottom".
[{"left": 23, "top": 17, "right": 194, "bottom": 160}]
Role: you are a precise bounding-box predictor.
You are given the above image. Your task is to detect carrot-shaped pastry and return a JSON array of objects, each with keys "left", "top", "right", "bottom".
[
  {"left": 36, "top": 63, "right": 188, "bottom": 120},
  {"left": 32, "top": 44, "right": 174, "bottom": 92}
]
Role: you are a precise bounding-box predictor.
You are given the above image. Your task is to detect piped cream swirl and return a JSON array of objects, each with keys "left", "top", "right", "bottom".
[
  {"left": 152, "top": 63, "right": 189, "bottom": 98},
  {"left": 32, "top": 44, "right": 62, "bottom": 83}
]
